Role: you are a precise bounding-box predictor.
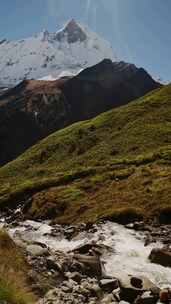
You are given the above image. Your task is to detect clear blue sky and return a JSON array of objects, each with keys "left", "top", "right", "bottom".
[{"left": 0, "top": 0, "right": 170, "bottom": 81}]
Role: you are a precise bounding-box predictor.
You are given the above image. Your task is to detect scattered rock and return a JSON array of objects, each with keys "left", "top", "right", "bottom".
[
  {"left": 90, "top": 283, "right": 102, "bottom": 297},
  {"left": 100, "top": 293, "right": 116, "bottom": 303},
  {"left": 1, "top": 218, "right": 170, "bottom": 304},
  {"left": 64, "top": 226, "right": 77, "bottom": 239},
  {"left": 66, "top": 271, "right": 84, "bottom": 283},
  {"left": 144, "top": 225, "right": 171, "bottom": 246},
  {"left": 125, "top": 222, "right": 145, "bottom": 231},
  {"left": 100, "top": 278, "right": 119, "bottom": 293},
  {"left": 46, "top": 257, "right": 62, "bottom": 272}
]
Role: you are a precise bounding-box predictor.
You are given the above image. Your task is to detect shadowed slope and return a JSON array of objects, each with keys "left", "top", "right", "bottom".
[{"left": 0, "top": 60, "right": 160, "bottom": 166}]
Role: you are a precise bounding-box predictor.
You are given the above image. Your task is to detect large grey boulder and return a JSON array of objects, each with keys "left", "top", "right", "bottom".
[{"left": 26, "top": 244, "right": 49, "bottom": 256}]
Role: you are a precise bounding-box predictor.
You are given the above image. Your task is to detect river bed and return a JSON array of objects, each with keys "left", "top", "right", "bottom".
[{"left": 2, "top": 219, "right": 171, "bottom": 289}]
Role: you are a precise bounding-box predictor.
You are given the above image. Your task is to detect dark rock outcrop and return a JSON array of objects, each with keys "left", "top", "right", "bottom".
[
  {"left": 0, "top": 60, "right": 161, "bottom": 166},
  {"left": 55, "top": 19, "right": 87, "bottom": 43}
]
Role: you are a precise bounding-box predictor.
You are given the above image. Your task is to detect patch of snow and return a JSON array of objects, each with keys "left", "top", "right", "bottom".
[
  {"left": 38, "top": 75, "right": 58, "bottom": 81},
  {"left": 39, "top": 70, "right": 75, "bottom": 81},
  {"left": 57, "top": 70, "right": 76, "bottom": 78}
]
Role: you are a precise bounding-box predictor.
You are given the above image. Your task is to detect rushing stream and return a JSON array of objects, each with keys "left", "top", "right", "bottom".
[{"left": 3, "top": 220, "right": 171, "bottom": 289}]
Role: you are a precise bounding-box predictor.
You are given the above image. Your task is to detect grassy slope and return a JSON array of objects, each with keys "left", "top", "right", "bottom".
[
  {"left": 0, "top": 230, "right": 36, "bottom": 304},
  {"left": 0, "top": 85, "right": 171, "bottom": 224}
]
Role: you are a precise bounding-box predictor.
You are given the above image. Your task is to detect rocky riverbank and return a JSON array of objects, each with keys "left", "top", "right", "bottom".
[
  {"left": 125, "top": 221, "right": 171, "bottom": 246},
  {"left": 0, "top": 214, "right": 170, "bottom": 304}
]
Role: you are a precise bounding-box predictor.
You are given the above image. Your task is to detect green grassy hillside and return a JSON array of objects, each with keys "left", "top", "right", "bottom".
[{"left": 0, "top": 84, "right": 171, "bottom": 224}]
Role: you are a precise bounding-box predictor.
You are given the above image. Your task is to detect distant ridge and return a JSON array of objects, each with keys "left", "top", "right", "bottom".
[{"left": 0, "top": 60, "right": 160, "bottom": 166}]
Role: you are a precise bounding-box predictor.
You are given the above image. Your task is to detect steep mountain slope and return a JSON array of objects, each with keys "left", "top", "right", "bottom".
[
  {"left": 0, "top": 84, "right": 170, "bottom": 224},
  {"left": 61, "top": 59, "right": 160, "bottom": 121},
  {"left": 0, "top": 19, "right": 116, "bottom": 86},
  {"left": 0, "top": 79, "right": 67, "bottom": 166},
  {"left": 0, "top": 60, "right": 160, "bottom": 166}
]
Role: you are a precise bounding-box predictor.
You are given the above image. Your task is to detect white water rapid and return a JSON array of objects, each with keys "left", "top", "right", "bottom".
[{"left": 5, "top": 220, "right": 171, "bottom": 289}]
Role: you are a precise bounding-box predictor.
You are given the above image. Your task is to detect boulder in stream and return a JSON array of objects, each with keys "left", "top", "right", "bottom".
[
  {"left": 72, "top": 253, "right": 102, "bottom": 278},
  {"left": 71, "top": 242, "right": 113, "bottom": 255},
  {"left": 149, "top": 248, "right": 171, "bottom": 267},
  {"left": 119, "top": 275, "right": 158, "bottom": 303}
]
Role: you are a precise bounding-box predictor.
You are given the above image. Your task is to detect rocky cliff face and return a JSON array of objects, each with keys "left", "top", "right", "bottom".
[
  {"left": 0, "top": 60, "right": 161, "bottom": 166},
  {"left": 55, "top": 19, "right": 87, "bottom": 43},
  {"left": 0, "top": 79, "right": 70, "bottom": 165}
]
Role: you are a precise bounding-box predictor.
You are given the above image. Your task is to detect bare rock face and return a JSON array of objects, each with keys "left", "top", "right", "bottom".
[
  {"left": 0, "top": 60, "right": 160, "bottom": 166},
  {"left": 0, "top": 79, "right": 70, "bottom": 166},
  {"left": 55, "top": 19, "right": 87, "bottom": 43}
]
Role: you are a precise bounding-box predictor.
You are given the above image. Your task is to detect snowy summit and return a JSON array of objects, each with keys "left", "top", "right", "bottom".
[{"left": 0, "top": 19, "right": 117, "bottom": 85}]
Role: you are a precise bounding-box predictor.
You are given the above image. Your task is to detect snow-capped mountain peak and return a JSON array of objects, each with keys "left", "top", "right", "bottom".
[
  {"left": 0, "top": 19, "right": 117, "bottom": 86},
  {"left": 55, "top": 19, "right": 87, "bottom": 44}
]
